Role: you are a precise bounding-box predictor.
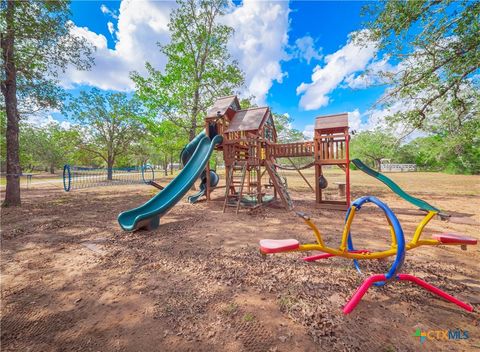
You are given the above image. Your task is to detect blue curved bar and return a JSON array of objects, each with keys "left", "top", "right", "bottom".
[
  {"left": 345, "top": 196, "right": 406, "bottom": 282},
  {"left": 63, "top": 164, "right": 71, "bottom": 192},
  {"left": 141, "top": 164, "right": 155, "bottom": 184}
]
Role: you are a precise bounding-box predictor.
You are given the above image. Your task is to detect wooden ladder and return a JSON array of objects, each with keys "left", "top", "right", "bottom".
[
  {"left": 223, "top": 161, "right": 247, "bottom": 214},
  {"left": 265, "top": 161, "right": 294, "bottom": 211}
]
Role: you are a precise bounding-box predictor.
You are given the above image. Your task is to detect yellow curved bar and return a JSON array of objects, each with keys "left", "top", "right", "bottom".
[
  {"left": 304, "top": 219, "right": 325, "bottom": 248},
  {"left": 386, "top": 216, "right": 397, "bottom": 250},
  {"left": 340, "top": 207, "right": 356, "bottom": 251},
  {"left": 299, "top": 243, "right": 398, "bottom": 259},
  {"left": 410, "top": 211, "right": 437, "bottom": 245},
  {"left": 298, "top": 238, "right": 441, "bottom": 259},
  {"left": 294, "top": 208, "right": 442, "bottom": 261}
]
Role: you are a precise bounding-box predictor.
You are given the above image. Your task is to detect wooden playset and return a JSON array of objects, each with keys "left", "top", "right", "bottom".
[
  {"left": 202, "top": 95, "right": 350, "bottom": 212},
  {"left": 116, "top": 94, "right": 477, "bottom": 316}
]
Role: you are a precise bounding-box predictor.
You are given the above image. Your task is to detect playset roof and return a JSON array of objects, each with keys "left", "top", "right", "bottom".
[
  {"left": 315, "top": 113, "right": 348, "bottom": 130},
  {"left": 225, "top": 107, "right": 270, "bottom": 133},
  {"left": 206, "top": 95, "right": 240, "bottom": 118}
]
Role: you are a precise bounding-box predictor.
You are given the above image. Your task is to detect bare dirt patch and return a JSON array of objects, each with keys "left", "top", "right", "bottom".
[{"left": 1, "top": 171, "right": 479, "bottom": 351}]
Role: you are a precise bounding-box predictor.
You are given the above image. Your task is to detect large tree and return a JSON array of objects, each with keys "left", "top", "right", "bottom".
[
  {"left": 0, "top": 0, "right": 94, "bottom": 206},
  {"left": 21, "top": 122, "right": 78, "bottom": 174},
  {"left": 359, "top": 1, "right": 479, "bottom": 137},
  {"left": 273, "top": 113, "right": 305, "bottom": 143},
  {"left": 350, "top": 130, "right": 398, "bottom": 171},
  {"left": 66, "top": 89, "right": 145, "bottom": 180},
  {"left": 132, "top": 0, "right": 244, "bottom": 141}
]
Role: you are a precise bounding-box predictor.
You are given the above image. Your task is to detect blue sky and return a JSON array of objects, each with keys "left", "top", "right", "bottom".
[{"left": 52, "top": 0, "right": 394, "bottom": 137}]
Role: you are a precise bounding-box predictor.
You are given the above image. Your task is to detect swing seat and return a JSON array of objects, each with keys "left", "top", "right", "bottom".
[
  {"left": 260, "top": 239, "right": 300, "bottom": 254},
  {"left": 432, "top": 233, "right": 477, "bottom": 245}
]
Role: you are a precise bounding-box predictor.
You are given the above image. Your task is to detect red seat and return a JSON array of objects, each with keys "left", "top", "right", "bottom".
[
  {"left": 260, "top": 239, "right": 300, "bottom": 254},
  {"left": 432, "top": 233, "right": 477, "bottom": 245}
]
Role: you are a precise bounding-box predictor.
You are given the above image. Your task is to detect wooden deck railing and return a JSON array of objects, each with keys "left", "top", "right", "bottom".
[
  {"left": 269, "top": 141, "right": 314, "bottom": 158},
  {"left": 317, "top": 137, "right": 347, "bottom": 162}
]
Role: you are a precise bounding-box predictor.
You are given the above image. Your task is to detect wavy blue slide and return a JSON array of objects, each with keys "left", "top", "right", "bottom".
[{"left": 118, "top": 133, "right": 223, "bottom": 231}]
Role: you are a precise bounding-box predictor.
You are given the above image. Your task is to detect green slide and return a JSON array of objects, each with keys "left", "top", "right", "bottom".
[
  {"left": 351, "top": 158, "right": 440, "bottom": 212},
  {"left": 118, "top": 134, "right": 223, "bottom": 231}
]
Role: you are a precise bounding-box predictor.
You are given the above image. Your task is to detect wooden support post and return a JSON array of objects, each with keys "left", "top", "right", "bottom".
[
  {"left": 345, "top": 129, "right": 351, "bottom": 206},
  {"left": 315, "top": 163, "right": 321, "bottom": 203},
  {"left": 257, "top": 165, "right": 262, "bottom": 204},
  {"left": 314, "top": 130, "right": 321, "bottom": 203}
]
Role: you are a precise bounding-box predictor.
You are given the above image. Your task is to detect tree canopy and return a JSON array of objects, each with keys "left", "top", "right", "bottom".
[
  {"left": 132, "top": 0, "right": 244, "bottom": 141},
  {"left": 65, "top": 89, "right": 145, "bottom": 179},
  {"left": 273, "top": 113, "right": 305, "bottom": 143},
  {"left": 354, "top": 0, "right": 479, "bottom": 174},
  {"left": 361, "top": 1, "right": 479, "bottom": 134},
  {"left": 350, "top": 130, "right": 398, "bottom": 171},
  {"left": 20, "top": 122, "right": 78, "bottom": 174}
]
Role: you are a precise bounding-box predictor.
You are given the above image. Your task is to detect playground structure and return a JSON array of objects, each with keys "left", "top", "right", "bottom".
[
  {"left": 118, "top": 95, "right": 353, "bottom": 230},
  {"left": 204, "top": 96, "right": 294, "bottom": 212},
  {"left": 259, "top": 179, "right": 477, "bottom": 314},
  {"left": 110, "top": 94, "right": 477, "bottom": 315},
  {"left": 313, "top": 113, "right": 350, "bottom": 210},
  {"left": 202, "top": 96, "right": 350, "bottom": 212}
]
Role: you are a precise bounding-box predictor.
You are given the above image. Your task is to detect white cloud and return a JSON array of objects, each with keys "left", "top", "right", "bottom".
[
  {"left": 296, "top": 30, "right": 378, "bottom": 110},
  {"left": 348, "top": 109, "right": 361, "bottom": 131},
  {"left": 100, "top": 4, "right": 118, "bottom": 19},
  {"left": 62, "top": 0, "right": 174, "bottom": 91},
  {"left": 350, "top": 101, "right": 426, "bottom": 141},
  {"left": 24, "top": 114, "right": 71, "bottom": 129},
  {"left": 222, "top": 0, "right": 290, "bottom": 105},
  {"left": 107, "top": 21, "right": 115, "bottom": 36},
  {"left": 302, "top": 124, "right": 314, "bottom": 139},
  {"left": 62, "top": 0, "right": 290, "bottom": 102},
  {"left": 293, "top": 35, "right": 322, "bottom": 64},
  {"left": 345, "top": 54, "right": 392, "bottom": 89}
]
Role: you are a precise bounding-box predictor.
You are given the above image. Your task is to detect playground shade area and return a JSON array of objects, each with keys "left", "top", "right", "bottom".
[{"left": 1, "top": 171, "right": 479, "bottom": 351}]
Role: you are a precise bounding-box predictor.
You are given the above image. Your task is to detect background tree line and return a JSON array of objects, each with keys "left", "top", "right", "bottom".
[{"left": 2, "top": 0, "right": 478, "bottom": 207}]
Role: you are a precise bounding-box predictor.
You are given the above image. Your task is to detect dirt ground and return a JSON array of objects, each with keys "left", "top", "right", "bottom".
[{"left": 1, "top": 170, "right": 479, "bottom": 351}]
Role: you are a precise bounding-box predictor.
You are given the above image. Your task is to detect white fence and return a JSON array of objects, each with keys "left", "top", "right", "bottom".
[{"left": 380, "top": 163, "right": 417, "bottom": 172}]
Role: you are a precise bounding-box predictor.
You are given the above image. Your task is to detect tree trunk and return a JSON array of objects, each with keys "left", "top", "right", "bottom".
[
  {"left": 170, "top": 153, "right": 173, "bottom": 175},
  {"left": 50, "top": 164, "right": 55, "bottom": 174},
  {"left": 107, "top": 158, "right": 114, "bottom": 181},
  {"left": 375, "top": 159, "right": 382, "bottom": 172},
  {"left": 1, "top": 0, "right": 21, "bottom": 206},
  {"left": 189, "top": 126, "right": 196, "bottom": 141},
  {"left": 163, "top": 156, "right": 168, "bottom": 176},
  {"left": 189, "top": 88, "right": 200, "bottom": 141}
]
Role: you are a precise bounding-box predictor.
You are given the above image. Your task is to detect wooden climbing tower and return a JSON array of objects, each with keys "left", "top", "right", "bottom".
[
  {"left": 202, "top": 96, "right": 352, "bottom": 213},
  {"left": 314, "top": 113, "right": 350, "bottom": 210},
  {"left": 204, "top": 96, "right": 293, "bottom": 212}
]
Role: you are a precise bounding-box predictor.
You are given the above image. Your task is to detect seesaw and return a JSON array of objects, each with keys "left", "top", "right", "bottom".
[{"left": 259, "top": 196, "right": 477, "bottom": 314}]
